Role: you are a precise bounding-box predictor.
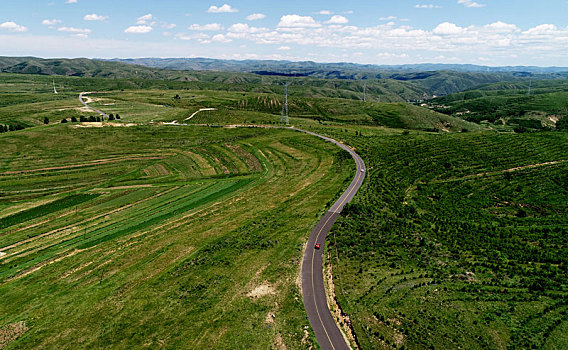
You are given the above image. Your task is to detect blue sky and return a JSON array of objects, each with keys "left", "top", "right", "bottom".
[{"left": 1, "top": 0, "right": 567, "bottom": 66}]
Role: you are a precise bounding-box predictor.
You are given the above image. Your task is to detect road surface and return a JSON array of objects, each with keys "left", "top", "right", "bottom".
[
  {"left": 294, "top": 128, "right": 365, "bottom": 350},
  {"left": 79, "top": 92, "right": 109, "bottom": 118},
  {"left": 185, "top": 108, "right": 217, "bottom": 121}
]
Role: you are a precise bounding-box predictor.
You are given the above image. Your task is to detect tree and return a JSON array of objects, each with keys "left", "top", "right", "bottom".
[
  {"left": 557, "top": 117, "right": 568, "bottom": 131},
  {"left": 96, "top": 116, "right": 101, "bottom": 122},
  {"left": 88, "top": 116, "right": 96, "bottom": 122},
  {"left": 43, "top": 117, "right": 49, "bottom": 125},
  {"left": 115, "top": 114, "right": 120, "bottom": 120},
  {"left": 0, "top": 125, "right": 4, "bottom": 133},
  {"left": 71, "top": 116, "right": 78, "bottom": 123},
  {"left": 61, "top": 118, "right": 68, "bottom": 123},
  {"left": 80, "top": 116, "right": 87, "bottom": 122},
  {"left": 109, "top": 113, "right": 114, "bottom": 120}
]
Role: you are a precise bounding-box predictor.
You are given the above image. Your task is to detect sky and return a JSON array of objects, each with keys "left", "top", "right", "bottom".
[{"left": 1, "top": 0, "right": 567, "bottom": 66}]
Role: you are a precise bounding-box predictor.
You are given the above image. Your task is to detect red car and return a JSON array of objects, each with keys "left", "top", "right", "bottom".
[{"left": 315, "top": 243, "right": 321, "bottom": 250}]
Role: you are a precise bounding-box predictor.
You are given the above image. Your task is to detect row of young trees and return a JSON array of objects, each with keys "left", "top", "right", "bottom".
[
  {"left": 0, "top": 124, "right": 25, "bottom": 133},
  {"left": 44, "top": 113, "right": 121, "bottom": 124}
]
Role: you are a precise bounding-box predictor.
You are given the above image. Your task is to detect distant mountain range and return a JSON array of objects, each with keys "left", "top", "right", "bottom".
[
  {"left": 1, "top": 56, "right": 567, "bottom": 96},
  {"left": 107, "top": 57, "right": 568, "bottom": 75}
]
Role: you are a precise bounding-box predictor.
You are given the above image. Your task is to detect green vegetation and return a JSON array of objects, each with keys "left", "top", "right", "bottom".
[
  {"left": 1, "top": 65, "right": 567, "bottom": 349},
  {"left": 0, "top": 122, "right": 354, "bottom": 348},
  {"left": 425, "top": 80, "right": 568, "bottom": 131},
  {"left": 321, "top": 129, "right": 568, "bottom": 349}
]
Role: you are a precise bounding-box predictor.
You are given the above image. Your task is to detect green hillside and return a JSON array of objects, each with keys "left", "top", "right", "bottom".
[
  {"left": 0, "top": 73, "right": 480, "bottom": 133},
  {"left": 424, "top": 80, "right": 568, "bottom": 131},
  {"left": 1, "top": 69, "right": 566, "bottom": 349},
  {"left": 316, "top": 128, "right": 568, "bottom": 349}
]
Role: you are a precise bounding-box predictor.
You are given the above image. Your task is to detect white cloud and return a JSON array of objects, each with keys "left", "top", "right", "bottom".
[
  {"left": 318, "top": 10, "right": 332, "bottom": 15},
  {"left": 74, "top": 33, "right": 88, "bottom": 39},
  {"left": 136, "top": 14, "right": 153, "bottom": 25},
  {"left": 457, "top": 0, "right": 486, "bottom": 8},
  {"left": 188, "top": 23, "right": 224, "bottom": 31},
  {"left": 84, "top": 14, "right": 108, "bottom": 21},
  {"left": 433, "top": 22, "right": 465, "bottom": 35},
  {"left": 278, "top": 15, "right": 321, "bottom": 29},
  {"left": 124, "top": 25, "right": 153, "bottom": 34},
  {"left": 211, "top": 33, "right": 232, "bottom": 42},
  {"left": 0, "top": 21, "right": 28, "bottom": 32},
  {"left": 415, "top": 4, "right": 441, "bottom": 8},
  {"left": 2, "top": 19, "right": 568, "bottom": 66},
  {"left": 326, "top": 15, "right": 349, "bottom": 24},
  {"left": 380, "top": 16, "right": 397, "bottom": 21},
  {"left": 377, "top": 52, "right": 409, "bottom": 59},
  {"left": 246, "top": 13, "right": 266, "bottom": 21},
  {"left": 176, "top": 33, "right": 210, "bottom": 41},
  {"left": 278, "top": 46, "right": 291, "bottom": 50},
  {"left": 207, "top": 4, "right": 238, "bottom": 13},
  {"left": 523, "top": 24, "right": 558, "bottom": 35},
  {"left": 484, "top": 21, "right": 519, "bottom": 33},
  {"left": 65, "top": 0, "right": 77, "bottom": 3},
  {"left": 161, "top": 23, "right": 176, "bottom": 29},
  {"left": 226, "top": 23, "right": 269, "bottom": 39},
  {"left": 58, "top": 26, "right": 91, "bottom": 34},
  {"left": 42, "top": 19, "right": 61, "bottom": 26}
]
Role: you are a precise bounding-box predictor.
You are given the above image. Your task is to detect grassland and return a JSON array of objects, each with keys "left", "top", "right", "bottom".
[
  {"left": 2, "top": 69, "right": 567, "bottom": 349},
  {"left": 0, "top": 120, "right": 355, "bottom": 348}
]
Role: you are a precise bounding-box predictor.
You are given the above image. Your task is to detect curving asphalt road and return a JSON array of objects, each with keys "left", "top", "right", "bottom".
[
  {"left": 294, "top": 128, "right": 365, "bottom": 350},
  {"left": 79, "top": 92, "right": 109, "bottom": 118}
]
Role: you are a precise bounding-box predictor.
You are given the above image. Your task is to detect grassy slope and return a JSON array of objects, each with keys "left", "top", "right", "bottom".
[
  {"left": 425, "top": 80, "right": 568, "bottom": 129},
  {"left": 312, "top": 126, "right": 568, "bottom": 349},
  {"left": 2, "top": 71, "right": 566, "bottom": 349},
  {"left": 0, "top": 123, "right": 353, "bottom": 349}
]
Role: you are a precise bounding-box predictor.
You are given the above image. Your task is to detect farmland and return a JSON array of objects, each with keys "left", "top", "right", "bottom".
[
  {"left": 1, "top": 65, "right": 567, "bottom": 349},
  {"left": 0, "top": 119, "right": 354, "bottom": 348}
]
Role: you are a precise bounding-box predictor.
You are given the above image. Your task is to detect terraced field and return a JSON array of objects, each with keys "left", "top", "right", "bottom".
[
  {"left": 317, "top": 129, "right": 568, "bottom": 349},
  {"left": 0, "top": 123, "right": 354, "bottom": 348}
]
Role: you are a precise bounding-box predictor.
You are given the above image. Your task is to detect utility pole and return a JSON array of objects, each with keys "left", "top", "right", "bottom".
[{"left": 281, "top": 82, "right": 289, "bottom": 124}]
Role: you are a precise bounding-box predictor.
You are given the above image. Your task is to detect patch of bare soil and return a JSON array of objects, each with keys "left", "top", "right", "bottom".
[
  {"left": 247, "top": 283, "right": 276, "bottom": 298},
  {"left": 73, "top": 122, "right": 136, "bottom": 128},
  {"left": 0, "top": 321, "right": 28, "bottom": 349},
  {"left": 274, "top": 333, "right": 287, "bottom": 350}
]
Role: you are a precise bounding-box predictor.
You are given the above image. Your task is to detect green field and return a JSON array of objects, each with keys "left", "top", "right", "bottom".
[
  {"left": 0, "top": 122, "right": 355, "bottom": 348},
  {"left": 1, "top": 67, "right": 567, "bottom": 349}
]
